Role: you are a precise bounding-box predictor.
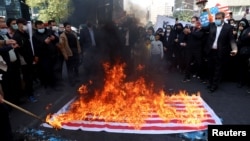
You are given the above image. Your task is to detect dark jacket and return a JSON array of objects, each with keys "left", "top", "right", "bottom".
[
  {"left": 186, "top": 27, "right": 204, "bottom": 51},
  {"left": 32, "top": 28, "right": 59, "bottom": 59},
  {"left": 0, "top": 36, "right": 18, "bottom": 65},
  {"left": 202, "top": 22, "right": 237, "bottom": 56},
  {"left": 12, "top": 30, "right": 34, "bottom": 65}
]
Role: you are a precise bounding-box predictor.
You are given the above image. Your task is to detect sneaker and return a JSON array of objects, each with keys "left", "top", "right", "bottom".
[{"left": 28, "top": 96, "right": 38, "bottom": 103}]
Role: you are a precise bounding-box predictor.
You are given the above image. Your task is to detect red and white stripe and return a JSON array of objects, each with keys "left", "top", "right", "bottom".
[
  {"left": 42, "top": 97, "right": 222, "bottom": 134},
  {"left": 216, "top": 3, "right": 231, "bottom": 19}
]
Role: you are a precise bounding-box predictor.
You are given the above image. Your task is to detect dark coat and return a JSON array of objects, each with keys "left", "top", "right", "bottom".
[
  {"left": 32, "top": 28, "right": 59, "bottom": 59},
  {"left": 12, "top": 30, "right": 34, "bottom": 65},
  {"left": 203, "top": 22, "right": 237, "bottom": 56}
]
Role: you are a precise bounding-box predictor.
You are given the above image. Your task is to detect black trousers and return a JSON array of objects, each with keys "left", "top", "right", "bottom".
[
  {"left": 0, "top": 104, "right": 13, "bottom": 141},
  {"left": 207, "top": 50, "right": 224, "bottom": 87}
]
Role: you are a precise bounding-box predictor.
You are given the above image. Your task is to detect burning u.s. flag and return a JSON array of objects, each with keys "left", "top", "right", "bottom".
[{"left": 42, "top": 62, "right": 222, "bottom": 134}]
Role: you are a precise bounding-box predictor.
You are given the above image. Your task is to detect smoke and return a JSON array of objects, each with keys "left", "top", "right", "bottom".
[
  {"left": 67, "top": 0, "right": 97, "bottom": 27},
  {"left": 125, "top": 0, "right": 149, "bottom": 26}
]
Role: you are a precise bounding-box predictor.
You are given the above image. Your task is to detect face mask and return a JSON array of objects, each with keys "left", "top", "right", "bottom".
[
  {"left": 215, "top": 20, "right": 222, "bottom": 26},
  {"left": 38, "top": 28, "right": 45, "bottom": 33},
  {"left": 166, "top": 29, "right": 171, "bottom": 32},
  {"left": 58, "top": 28, "right": 64, "bottom": 32},
  {"left": 0, "top": 29, "right": 8, "bottom": 35},
  {"left": 191, "top": 23, "right": 196, "bottom": 27},
  {"left": 52, "top": 26, "right": 58, "bottom": 31},
  {"left": 11, "top": 24, "right": 18, "bottom": 30},
  {"left": 23, "top": 25, "right": 28, "bottom": 31}
]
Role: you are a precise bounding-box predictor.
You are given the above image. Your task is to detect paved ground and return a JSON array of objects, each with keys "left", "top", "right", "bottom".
[{"left": 8, "top": 62, "right": 250, "bottom": 141}]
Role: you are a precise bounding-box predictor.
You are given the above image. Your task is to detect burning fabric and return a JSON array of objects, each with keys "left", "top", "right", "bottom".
[{"left": 42, "top": 62, "right": 222, "bottom": 134}]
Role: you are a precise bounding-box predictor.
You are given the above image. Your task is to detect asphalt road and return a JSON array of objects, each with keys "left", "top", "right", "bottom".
[{"left": 9, "top": 62, "right": 250, "bottom": 141}]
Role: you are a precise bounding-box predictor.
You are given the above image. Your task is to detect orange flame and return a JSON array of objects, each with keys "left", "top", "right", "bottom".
[{"left": 46, "top": 62, "right": 205, "bottom": 129}]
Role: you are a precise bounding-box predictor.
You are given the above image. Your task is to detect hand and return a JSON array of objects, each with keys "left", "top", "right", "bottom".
[
  {"left": 33, "top": 56, "right": 39, "bottom": 63},
  {"left": 180, "top": 43, "right": 187, "bottom": 47},
  {"left": 174, "top": 39, "right": 178, "bottom": 42},
  {"left": 230, "top": 50, "right": 237, "bottom": 56},
  {"left": 233, "top": 31, "right": 237, "bottom": 35},
  {"left": 248, "top": 32, "right": 250, "bottom": 36},
  {"left": 11, "top": 43, "right": 19, "bottom": 49},
  {"left": 0, "top": 94, "right": 3, "bottom": 103},
  {"left": 185, "top": 28, "right": 191, "bottom": 34},
  {"left": 45, "top": 37, "right": 51, "bottom": 44},
  {"left": 5, "top": 39, "right": 16, "bottom": 45},
  {"left": 163, "top": 47, "right": 167, "bottom": 51},
  {"left": 49, "top": 35, "right": 55, "bottom": 40}
]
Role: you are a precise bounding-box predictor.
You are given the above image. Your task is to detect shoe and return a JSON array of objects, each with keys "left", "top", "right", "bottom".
[
  {"left": 201, "top": 80, "right": 207, "bottom": 84},
  {"left": 182, "top": 78, "right": 190, "bottom": 83},
  {"left": 209, "top": 85, "right": 218, "bottom": 93},
  {"left": 28, "top": 96, "right": 38, "bottom": 103}
]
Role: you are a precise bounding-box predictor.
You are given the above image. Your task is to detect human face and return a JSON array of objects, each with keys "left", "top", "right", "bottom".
[
  {"left": 0, "top": 17, "right": 5, "bottom": 28},
  {"left": 191, "top": 18, "right": 196, "bottom": 24},
  {"left": 65, "top": 25, "right": 71, "bottom": 32},
  {"left": 58, "top": 24, "right": 64, "bottom": 32},
  {"left": 10, "top": 20, "right": 18, "bottom": 30},
  {"left": 36, "top": 23, "right": 45, "bottom": 30},
  {"left": 155, "top": 35, "right": 160, "bottom": 40},
  {"left": 0, "top": 22, "right": 8, "bottom": 35},
  {"left": 215, "top": 14, "right": 224, "bottom": 23}
]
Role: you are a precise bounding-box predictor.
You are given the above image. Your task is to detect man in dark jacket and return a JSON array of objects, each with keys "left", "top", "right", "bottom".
[
  {"left": 13, "top": 18, "right": 37, "bottom": 102},
  {"left": 32, "top": 20, "right": 59, "bottom": 92},
  {"left": 202, "top": 12, "right": 238, "bottom": 93},
  {"left": 182, "top": 16, "right": 204, "bottom": 82}
]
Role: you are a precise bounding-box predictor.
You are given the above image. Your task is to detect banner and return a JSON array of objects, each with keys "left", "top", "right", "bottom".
[{"left": 154, "top": 15, "right": 191, "bottom": 31}]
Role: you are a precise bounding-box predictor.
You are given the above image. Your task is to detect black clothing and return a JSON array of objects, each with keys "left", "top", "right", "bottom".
[
  {"left": 202, "top": 22, "right": 237, "bottom": 91},
  {"left": 32, "top": 29, "right": 59, "bottom": 88},
  {"left": 66, "top": 32, "right": 78, "bottom": 49},
  {"left": 184, "top": 27, "right": 204, "bottom": 79},
  {"left": 0, "top": 104, "right": 13, "bottom": 141}
]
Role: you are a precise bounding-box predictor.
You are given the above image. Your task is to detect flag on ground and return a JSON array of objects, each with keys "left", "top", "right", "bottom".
[{"left": 42, "top": 96, "right": 222, "bottom": 134}]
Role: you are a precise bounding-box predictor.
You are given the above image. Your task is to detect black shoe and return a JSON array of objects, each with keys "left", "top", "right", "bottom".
[
  {"left": 209, "top": 85, "right": 218, "bottom": 93},
  {"left": 182, "top": 77, "right": 190, "bottom": 83}
]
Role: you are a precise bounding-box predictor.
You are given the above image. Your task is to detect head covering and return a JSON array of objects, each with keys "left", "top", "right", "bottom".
[
  {"left": 239, "top": 21, "right": 246, "bottom": 26},
  {"left": 239, "top": 18, "right": 249, "bottom": 28},
  {"left": 157, "top": 28, "right": 163, "bottom": 33}
]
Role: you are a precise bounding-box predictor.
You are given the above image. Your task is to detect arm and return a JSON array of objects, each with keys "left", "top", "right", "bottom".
[
  {"left": 160, "top": 42, "right": 164, "bottom": 59},
  {"left": 191, "top": 29, "right": 204, "bottom": 39},
  {"left": 0, "top": 39, "right": 16, "bottom": 48},
  {"left": 229, "top": 27, "right": 238, "bottom": 56},
  {"left": 0, "top": 94, "right": 3, "bottom": 103},
  {"left": 240, "top": 28, "right": 250, "bottom": 41}
]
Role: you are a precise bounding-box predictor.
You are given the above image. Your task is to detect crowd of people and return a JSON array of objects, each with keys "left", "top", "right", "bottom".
[
  {"left": 143, "top": 12, "right": 250, "bottom": 94},
  {"left": 0, "top": 17, "right": 83, "bottom": 140},
  {"left": 0, "top": 11, "right": 250, "bottom": 140}
]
